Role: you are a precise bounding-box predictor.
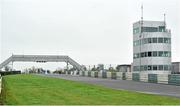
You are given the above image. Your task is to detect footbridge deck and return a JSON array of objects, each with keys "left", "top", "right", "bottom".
[{"left": 0, "top": 55, "right": 84, "bottom": 71}]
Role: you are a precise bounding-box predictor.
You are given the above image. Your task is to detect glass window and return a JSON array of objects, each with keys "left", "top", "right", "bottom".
[
  {"left": 159, "top": 26, "right": 165, "bottom": 32},
  {"left": 164, "top": 65, "right": 168, "bottom": 70},
  {"left": 148, "top": 65, "right": 152, "bottom": 70},
  {"left": 140, "top": 66, "right": 144, "bottom": 71},
  {"left": 164, "top": 51, "right": 169, "bottom": 57},
  {"left": 153, "top": 51, "right": 157, "bottom": 57},
  {"left": 168, "top": 38, "right": 171, "bottom": 44},
  {"left": 148, "top": 52, "right": 152, "bottom": 57},
  {"left": 169, "top": 52, "right": 171, "bottom": 57},
  {"left": 138, "top": 40, "right": 140, "bottom": 45},
  {"left": 133, "top": 28, "right": 139, "bottom": 34},
  {"left": 144, "top": 38, "right": 148, "bottom": 44},
  {"left": 158, "top": 38, "right": 164, "bottom": 43},
  {"left": 142, "top": 27, "right": 158, "bottom": 32},
  {"left": 133, "top": 54, "right": 136, "bottom": 59},
  {"left": 152, "top": 38, "right": 157, "bottom": 43},
  {"left": 141, "top": 52, "right": 145, "bottom": 58},
  {"left": 137, "top": 53, "right": 140, "bottom": 58},
  {"left": 158, "top": 65, "right": 163, "bottom": 70},
  {"left": 144, "top": 65, "right": 148, "bottom": 71},
  {"left": 153, "top": 65, "right": 158, "bottom": 70},
  {"left": 148, "top": 38, "right": 152, "bottom": 43},
  {"left": 158, "top": 51, "right": 164, "bottom": 57},
  {"left": 169, "top": 65, "right": 171, "bottom": 70},
  {"left": 164, "top": 38, "right": 169, "bottom": 43},
  {"left": 144, "top": 52, "right": 147, "bottom": 57}
]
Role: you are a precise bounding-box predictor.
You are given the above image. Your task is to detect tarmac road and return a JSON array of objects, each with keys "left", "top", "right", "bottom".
[{"left": 39, "top": 74, "right": 180, "bottom": 98}]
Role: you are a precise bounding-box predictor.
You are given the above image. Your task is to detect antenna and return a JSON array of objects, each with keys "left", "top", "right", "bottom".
[
  {"left": 164, "top": 13, "right": 166, "bottom": 28},
  {"left": 139, "top": 4, "right": 144, "bottom": 72},
  {"left": 141, "top": 4, "right": 143, "bottom": 22}
]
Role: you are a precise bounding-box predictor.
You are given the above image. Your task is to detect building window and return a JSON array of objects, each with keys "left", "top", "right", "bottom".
[
  {"left": 164, "top": 51, "right": 169, "bottom": 57},
  {"left": 148, "top": 38, "right": 152, "bottom": 43},
  {"left": 152, "top": 38, "right": 157, "bottom": 43},
  {"left": 152, "top": 51, "right": 157, "bottom": 57},
  {"left": 158, "top": 51, "right": 164, "bottom": 57},
  {"left": 164, "top": 65, "right": 168, "bottom": 70},
  {"left": 159, "top": 26, "right": 165, "bottom": 32},
  {"left": 140, "top": 66, "right": 144, "bottom": 71},
  {"left": 158, "top": 65, "right": 163, "bottom": 70},
  {"left": 153, "top": 65, "right": 158, "bottom": 70},
  {"left": 133, "top": 28, "right": 139, "bottom": 34},
  {"left": 158, "top": 37, "right": 164, "bottom": 43},
  {"left": 148, "top": 52, "right": 152, "bottom": 57},
  {"left": 148, "top": 65, "right": 152, "bottom": 70},
  {"left": 168, "top": 38, "right": 171, "bottom": 44},
  {"left": 144, "top": 65, "right": 148, "bottom": 71},
  {"left": 142, "top": 27, "right": 158, "bottom": 32},
  {"left": 164, "top": 38, "right": 169, "bottom": 43}
]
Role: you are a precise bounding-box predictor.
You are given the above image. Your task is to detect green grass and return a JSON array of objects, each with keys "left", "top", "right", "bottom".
[{"left": 2, "top": 74, "right": 180, "bottom": 105}]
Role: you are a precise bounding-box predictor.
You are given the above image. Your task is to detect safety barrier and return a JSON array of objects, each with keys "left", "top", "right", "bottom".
[
  {"left": 78, "top": 71, "right": 180, "bottom": 86},
  {"left": 111, "top": 72, "right": 116, "bottom": 79},
  {"left": 132, "top": 73, "right": 140, "bottom": 81},
  {"left": 102, "top": 72, "right": 107, "bottom": 78},
  {"left": 94, "top": 72, "right": 98, "bottom": 78},
  {"left": 148, "top": 74, "right": 157, "bottom": 83},
  {"left": 168, "top": 74, "right": 180, "bottom": 86},
  {"left": 88, "top": 71, "right": 91, "bottom": 77}
]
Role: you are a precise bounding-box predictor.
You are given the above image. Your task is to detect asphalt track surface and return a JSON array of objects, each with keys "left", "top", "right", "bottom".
[{"left": 40, "top": 74, "right": 180, "bottom": 98}]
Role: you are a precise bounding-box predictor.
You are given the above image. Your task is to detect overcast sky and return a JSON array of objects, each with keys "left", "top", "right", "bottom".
[{"left": 0, "top": 0, "right": 180, "bottom": 70}]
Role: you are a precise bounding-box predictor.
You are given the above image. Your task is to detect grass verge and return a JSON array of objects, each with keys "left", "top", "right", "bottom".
[{"left": 2, "top": 74, "right": 180, "bottom": 105}]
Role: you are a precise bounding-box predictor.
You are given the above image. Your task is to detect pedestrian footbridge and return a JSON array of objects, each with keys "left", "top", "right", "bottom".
[{"left": 0, "top": 55, "right": 84, "bottom": 71}]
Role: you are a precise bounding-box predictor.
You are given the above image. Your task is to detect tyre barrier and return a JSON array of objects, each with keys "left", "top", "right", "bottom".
[
  {"left": 122, "top": 73, "right": 126, "bottom": 80},
  {"left": 148, "top": 74, "right": 157, "bottom": 83},
  {"left": 111, "top": 72, "right": 117, "bottom": 79},
  {"left": 94, "top": 72, "right": 98, "bottom": 78},
  {"left": 78, "top": 71, "right": 180, "bottom": 86},
  {"left": 88, "top": 71, "right": 91, "bottom": 77},
  {"left": 132, "top": 73, "right": 140, "bottom": 81},
  {"left": 82, "top": 71, "right": 85, "bottom": 76},
  {"left": 102, "top": 72, "right": 107, "bottom": 78},
  {"left": 168, "top": 74, "right": 180, "bottom": 86}
]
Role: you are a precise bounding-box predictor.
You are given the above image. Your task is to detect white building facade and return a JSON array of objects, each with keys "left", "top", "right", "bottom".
[{"left": 133, "top": 21, "right": 171, "bottom": 74}]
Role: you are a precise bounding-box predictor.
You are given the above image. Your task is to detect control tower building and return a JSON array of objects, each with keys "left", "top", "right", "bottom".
[{"left": 133, "top": 20, "right": 171, "bottom": 74}]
